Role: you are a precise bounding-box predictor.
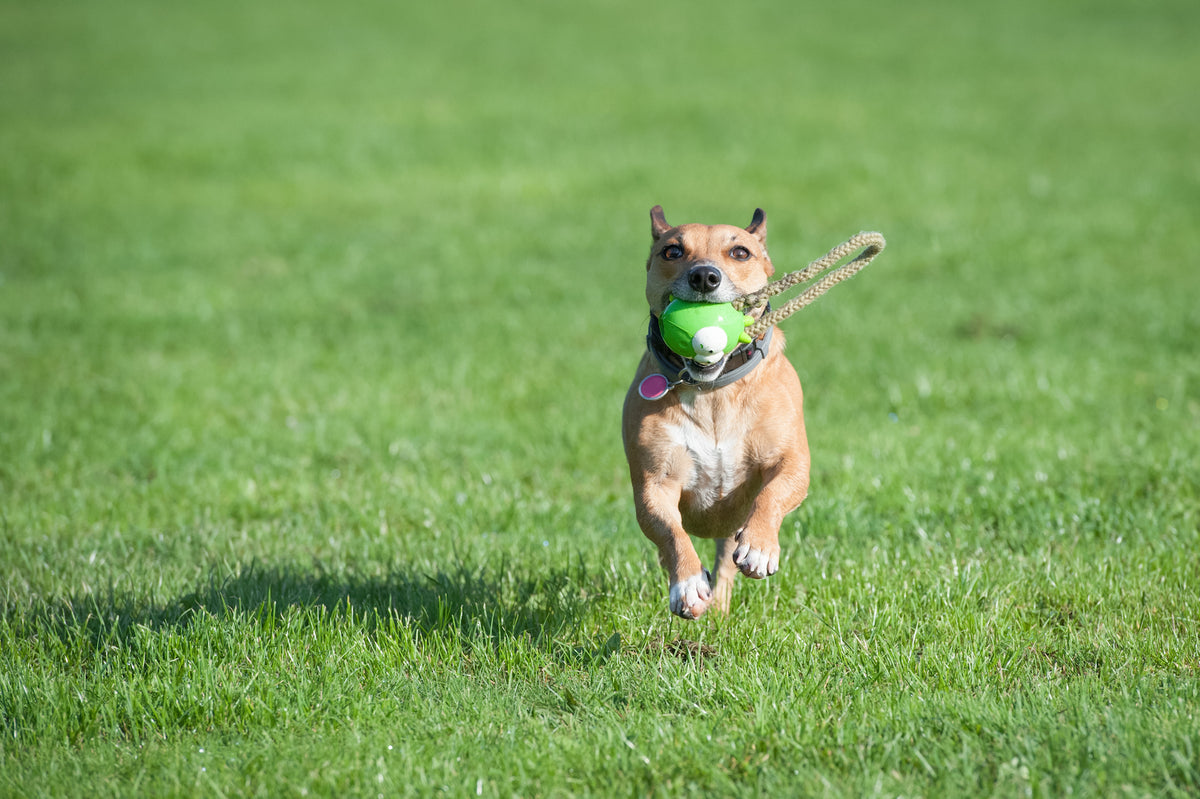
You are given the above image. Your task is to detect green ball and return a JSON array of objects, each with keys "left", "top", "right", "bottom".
[{"left": 659, "top": 299, "right": 754, "bottom": 365}]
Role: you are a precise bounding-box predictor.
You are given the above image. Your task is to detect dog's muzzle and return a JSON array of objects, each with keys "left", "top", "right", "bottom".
[{"left": 683, "top": 355, "right": 729, "bottom": 383}]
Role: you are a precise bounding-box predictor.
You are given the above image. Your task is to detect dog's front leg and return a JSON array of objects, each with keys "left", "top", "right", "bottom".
[
  {"left": 733, "top": 457, "right": 810, "bottom": 579},
  {"left": 633, "top": 479, "right": 713, "bottom": 619}
]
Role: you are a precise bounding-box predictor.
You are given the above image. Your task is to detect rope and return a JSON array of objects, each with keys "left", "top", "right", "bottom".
[{"left": 732, "top": 231, "right": 886, "bottom": 339}]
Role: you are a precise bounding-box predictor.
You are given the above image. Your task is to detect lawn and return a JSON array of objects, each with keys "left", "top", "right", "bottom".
[{"left": 1, "top": 0, "right": 1198, "bottom": 795}]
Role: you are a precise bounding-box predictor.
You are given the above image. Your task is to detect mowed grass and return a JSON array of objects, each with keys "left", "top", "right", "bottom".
[{"left": 2, "top": 0, "right": 1198, "bottom": 795}]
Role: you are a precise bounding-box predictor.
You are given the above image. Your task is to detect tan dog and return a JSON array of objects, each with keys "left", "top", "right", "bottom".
[{"left": 622, "top": 206, "right": 811, "bottom": 619}]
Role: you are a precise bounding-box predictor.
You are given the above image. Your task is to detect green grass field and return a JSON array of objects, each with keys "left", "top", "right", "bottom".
[{"left": 2, "top": 0, "right": 1198, "bottom": 795}]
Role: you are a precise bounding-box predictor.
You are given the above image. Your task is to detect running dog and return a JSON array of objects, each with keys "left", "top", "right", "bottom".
[{"left": 622, "top": 206, "right": 811, "bottom": 619}]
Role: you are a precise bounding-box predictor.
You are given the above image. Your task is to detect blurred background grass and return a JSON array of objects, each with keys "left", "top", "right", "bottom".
[
  {"left": 1, "top": 0, "right": 1198, "bottom": 793},
  {"left": 2, "top": 0, "right": 1196, "bottom": 653}
]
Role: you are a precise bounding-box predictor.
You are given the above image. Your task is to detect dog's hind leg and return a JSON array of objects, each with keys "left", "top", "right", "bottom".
[{"left": 710, "top": 537, "right": 741, "bottom": 614}]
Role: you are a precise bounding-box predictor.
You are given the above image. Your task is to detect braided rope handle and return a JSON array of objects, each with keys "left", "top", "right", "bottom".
[{"left": 733, "top": 231, "right": 886, "bottom": 339}]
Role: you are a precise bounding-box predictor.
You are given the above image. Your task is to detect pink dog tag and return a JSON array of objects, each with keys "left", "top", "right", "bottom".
[{"left": 638, "top": 374, "right": 671, "bottom": 401}]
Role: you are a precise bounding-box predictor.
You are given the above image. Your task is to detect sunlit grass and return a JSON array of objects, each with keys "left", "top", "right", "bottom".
[{"left": 1, "top": 0, "right": 1198, "bottom": 795}]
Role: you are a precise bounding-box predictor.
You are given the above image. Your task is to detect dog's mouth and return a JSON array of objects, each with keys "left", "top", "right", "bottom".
[
  {"left": 663, "top": 286, "right": 741, "bottom": 307},
  {"left": 683, "top": 354, "right": 729, "bottom": 383}
]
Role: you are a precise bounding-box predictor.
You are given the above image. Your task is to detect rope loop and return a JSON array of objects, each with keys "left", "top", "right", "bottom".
[{"left": 733, "top": 231, "right": 886, "bottom": 339}]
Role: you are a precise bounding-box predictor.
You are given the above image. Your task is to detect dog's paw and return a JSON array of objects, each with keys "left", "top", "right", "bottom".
[
  {"left": 669, "top": 570, "right": 714, "bottom": 619},
  {"left": 732, "top": 541, "right": 779, "bottom": 579}
]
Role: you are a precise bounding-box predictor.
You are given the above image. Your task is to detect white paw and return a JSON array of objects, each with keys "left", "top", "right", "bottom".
[
  {"left": 669, "top": 570, "right": 713, "bottom": 619},
  {"left": 732, "top": 543, "right": 779, "bottom": 579}
]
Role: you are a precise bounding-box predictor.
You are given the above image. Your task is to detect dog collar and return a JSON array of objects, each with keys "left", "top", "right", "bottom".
[{"left": 643, "top": 311, "right": 773, "bottom": 396}]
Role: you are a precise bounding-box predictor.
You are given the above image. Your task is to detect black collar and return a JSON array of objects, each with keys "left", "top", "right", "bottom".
[{"left": 646, "top": 312, "right": 773, "bottom": 390}]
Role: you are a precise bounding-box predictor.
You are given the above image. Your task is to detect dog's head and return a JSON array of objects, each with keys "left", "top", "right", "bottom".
[{"left": 645, "top": 205, "right": 775, "bottom": 381}]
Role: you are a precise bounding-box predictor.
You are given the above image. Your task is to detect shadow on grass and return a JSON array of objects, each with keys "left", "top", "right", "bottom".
[
  {"left": 179, "top": 559, "right": 595, "bottom": 641},
  {"left": 12, "top": 559, "right": 605, "bottom": 652}
]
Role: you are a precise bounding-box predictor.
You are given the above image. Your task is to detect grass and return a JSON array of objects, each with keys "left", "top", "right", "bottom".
[{"left": 2, "top": 0, "right": 1198, "bottom": 795}]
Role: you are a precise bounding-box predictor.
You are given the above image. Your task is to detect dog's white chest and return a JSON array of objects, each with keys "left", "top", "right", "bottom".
[{"left": 665, "top": 417, "right": 748, "bottom": 503}]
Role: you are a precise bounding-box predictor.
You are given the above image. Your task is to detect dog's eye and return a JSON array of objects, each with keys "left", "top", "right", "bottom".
[
  {"left": 661, "top": 244, "right": 684, "bottom": 260},
  {"left": 729, "top": 246, "right": 752, "bottom": 261}
]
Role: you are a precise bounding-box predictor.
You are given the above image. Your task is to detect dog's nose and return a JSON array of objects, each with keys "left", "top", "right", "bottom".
[{"left": 687, "top": 265, "right": 723, "bottom": 293}]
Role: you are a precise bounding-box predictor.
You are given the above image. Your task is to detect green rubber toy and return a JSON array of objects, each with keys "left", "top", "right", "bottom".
[{"left": 659, "top": 299, "right": 754, "bottom": 365}]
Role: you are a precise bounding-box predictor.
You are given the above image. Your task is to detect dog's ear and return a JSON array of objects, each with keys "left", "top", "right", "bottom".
[
  {"left": 650, "top": 205, "right": 672, "bottom": 239},
  {"left": 745, "top": 208, "right": 767, "bottom": 242}
]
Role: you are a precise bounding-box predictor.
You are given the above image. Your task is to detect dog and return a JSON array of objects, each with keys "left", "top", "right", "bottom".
[{"left": 622, "top": 206, "right": 811, "bottom": 619}]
